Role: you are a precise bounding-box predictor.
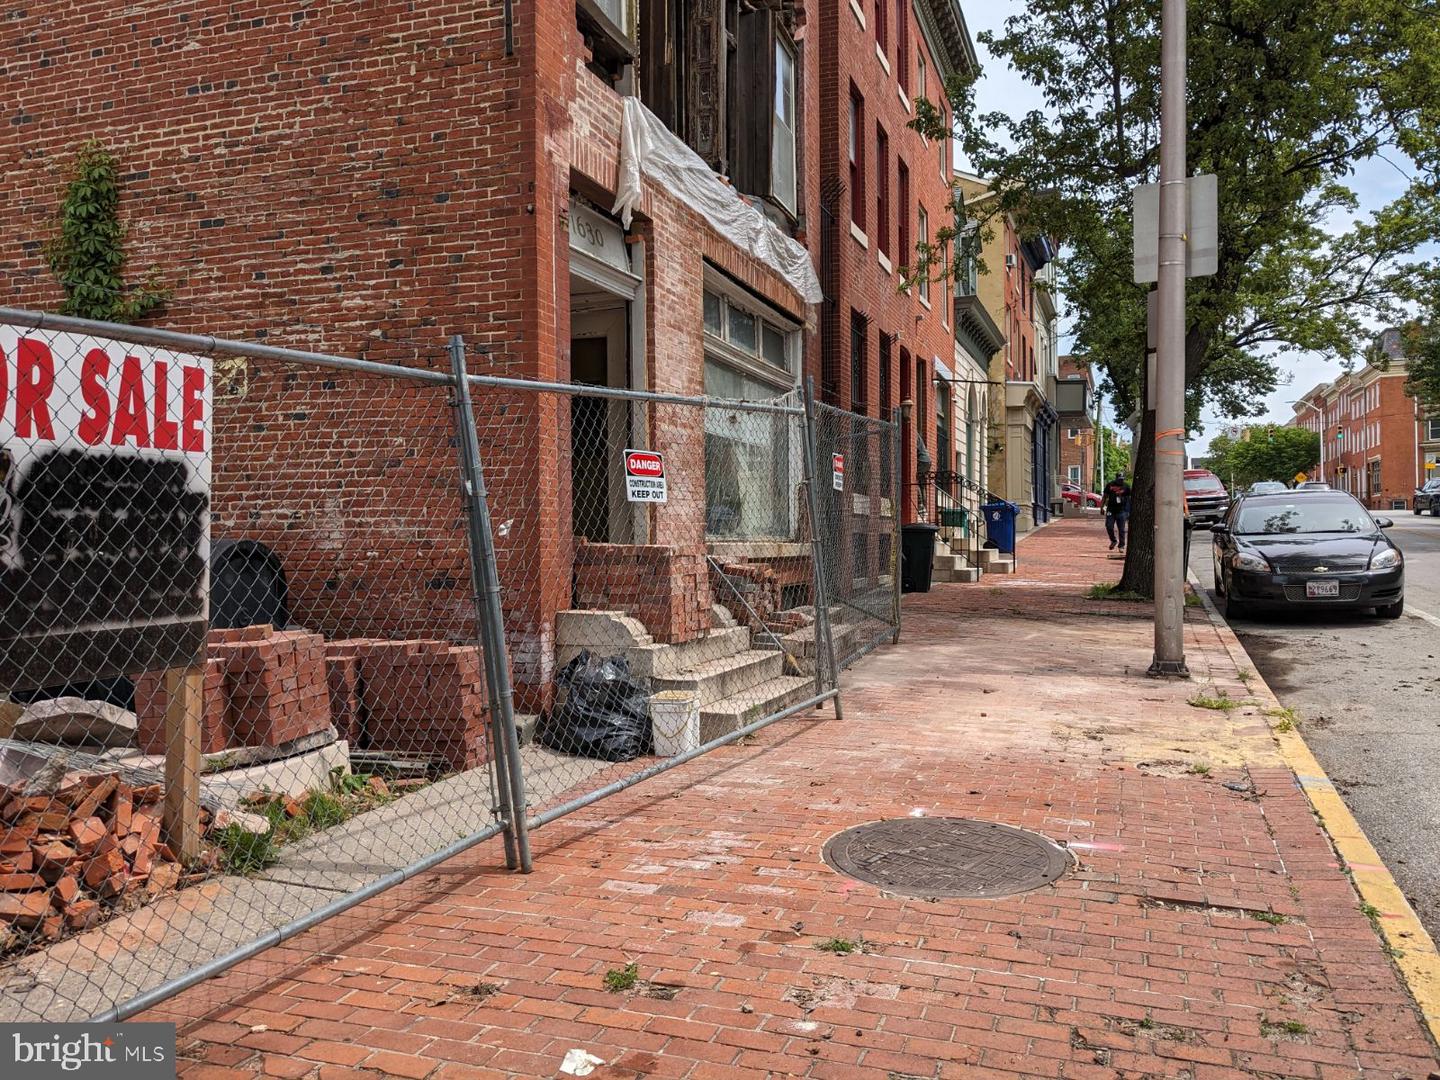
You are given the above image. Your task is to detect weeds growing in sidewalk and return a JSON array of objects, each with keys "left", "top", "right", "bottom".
[
  {"left": 603, "top": 962, "right": 639, "bottom": 992},
  {"left": 1267, "top": 706, "right": 1300, "bottom": 732},
  {"left": 1188, "top": 690, "right": 1239, "bottom": 711},
  {"left": 1187, "top": 763, "right": 1212, "bottom": 776},
  {"left": 1260, "top": 1018, "right": 1309, "bottom": 1039},
  {"left": 1250, "top": 910, "right": 1287, "bottom": 925},
  {"left": 815, "top": 936, "right": 861, "bottom": 955},
  {"left": 1237, "top": 667, "right": 1254, "bottom": 688},
  {"left": 1086, "top": 582, "right": 1147, "bottom": 602}
]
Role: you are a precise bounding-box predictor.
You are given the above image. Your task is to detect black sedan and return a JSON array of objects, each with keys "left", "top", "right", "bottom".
[
  {"left": 1211, "top": 491, "right": 1404, "bottom": 620},
  {"left": 1415, "top": 477, "right": 1440, "bottom": 515}
]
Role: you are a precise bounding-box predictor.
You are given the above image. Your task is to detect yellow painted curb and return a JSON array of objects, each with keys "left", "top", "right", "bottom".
[{"left": 1193, "top": 579, "right": 1440, "bottom": 1047}]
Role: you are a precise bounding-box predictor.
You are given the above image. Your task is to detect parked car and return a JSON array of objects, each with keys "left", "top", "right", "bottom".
[
  {"left": 1414, "top": 477, "right": 1440, "bottom": 515},
  {"left": 1248, "top": 481, "right": 1288, "bottom": 494},
  {"left": 1211, "top": 490, "right": 1404, "bottom": 620},
  {"left": 1296, "top": 481, "right": 1332, "bottom": 490},
  {"left": 1183, "top": 469, "right": 1230, "bottom": 527},
  {"left": 1061, "top": 483, "right": 1102, "bottom": 508}
]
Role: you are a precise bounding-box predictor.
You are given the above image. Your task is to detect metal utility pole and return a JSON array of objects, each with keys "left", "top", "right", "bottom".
[{"left": 1150, "top": 0, "right": 1189, "bottom": 677}]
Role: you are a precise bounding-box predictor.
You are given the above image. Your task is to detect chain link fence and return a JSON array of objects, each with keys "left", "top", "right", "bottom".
[
  {"left": 0, "top": 311, "right": 873, "bottom": 1022},
  {"left": 809, "top": 399, "right": 901, "bottom": 668},
  {"left": 0, "top": 313, "right": 514, "bottom": 1022}
]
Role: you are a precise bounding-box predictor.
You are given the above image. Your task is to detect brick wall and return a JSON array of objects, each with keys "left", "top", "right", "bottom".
[
  {"left": 3, "top": 1, "right": 818, "bottom": 710},
  {"left": 819, "top": 1, "right": 957, "bottom": 537},
  {"left": 573, "top": 543, "right": 710, "bottom": 645}
]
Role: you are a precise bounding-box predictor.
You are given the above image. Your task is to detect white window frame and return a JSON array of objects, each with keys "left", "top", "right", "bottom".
[
  {"left": 771, "top": 36, "right": 798, "bottom": 216},
  {"left": 917, "top": 205, "right": 930, "bottom": 304},
  {"left": 1068, "top": 465, "right": 1081, "bottom": 484},
  {"left": 702, "top": 270, "right": 802, "bottom": 393}
]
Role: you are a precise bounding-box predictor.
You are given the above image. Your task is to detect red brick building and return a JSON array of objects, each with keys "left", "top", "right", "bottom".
[
  {"left": 1057, "top": 356, "right": 1095, "bottom": 495},
  {"left": 2, "top": 0, "right": 833, "bottom": 707},
  {"left": 817, "top": 1, "right": 979, "bottom": 526},
  {"left": 1290, "top": 329, "right": 1437, "bottom": 510}
]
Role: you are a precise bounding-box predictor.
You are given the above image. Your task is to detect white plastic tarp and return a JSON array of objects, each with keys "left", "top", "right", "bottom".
[{"left": 613, "top": 97, "right": 823, "bottom": 305}]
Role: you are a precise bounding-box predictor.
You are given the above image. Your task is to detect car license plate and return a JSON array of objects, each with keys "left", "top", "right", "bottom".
[{"left": 1305, "top": 579, "right": 1340, "bottom": 599}]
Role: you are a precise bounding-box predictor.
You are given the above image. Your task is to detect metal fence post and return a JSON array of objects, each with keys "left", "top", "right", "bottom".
[
  {"left": 448, "top": 336, "right": 533, "bottom": 873},
  {"left": 801, "top": 377, "right": 844, "bottom": 721},
  {"left": 891, "top": 406, "right": 903, "bottom": 645}
]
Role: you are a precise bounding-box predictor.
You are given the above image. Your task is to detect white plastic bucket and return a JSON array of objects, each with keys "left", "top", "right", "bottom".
[{"left": 649, "top": 690, "right": 700, "bottom": 756}]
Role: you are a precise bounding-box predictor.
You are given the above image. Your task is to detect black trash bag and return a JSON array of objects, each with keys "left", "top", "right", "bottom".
[{"left": 536, "top": 650, "right": 653, "bottom": 762}]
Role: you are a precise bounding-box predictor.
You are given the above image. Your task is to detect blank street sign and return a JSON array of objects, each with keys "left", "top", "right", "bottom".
[{"left": 1133, "top": 173, "right": 1218, "bottom": 284}]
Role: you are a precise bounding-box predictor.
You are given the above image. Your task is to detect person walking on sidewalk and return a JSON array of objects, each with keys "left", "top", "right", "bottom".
[{"left": 1103, "top": 473, "right": 1131, "bottom": 551}]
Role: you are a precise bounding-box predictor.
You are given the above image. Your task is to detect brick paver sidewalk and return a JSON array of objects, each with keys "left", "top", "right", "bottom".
[{"left": 152, "top": 518, "right": 1440, "bottom": 1078}]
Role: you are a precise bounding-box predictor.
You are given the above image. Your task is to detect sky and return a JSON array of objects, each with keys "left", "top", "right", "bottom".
[{"left": 956, "top": 1, "right": 1435, "bottom": 455}]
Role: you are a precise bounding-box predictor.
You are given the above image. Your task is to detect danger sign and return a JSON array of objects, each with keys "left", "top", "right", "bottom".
[
  {"left": 1, "top": 326, "right": 212, "bottom": 690},
  {"left": 623, "top": 448, "right": 667, "bottom": 503},
  {"left": 832, "top": 453, "right": 845, "bottom": 492}
]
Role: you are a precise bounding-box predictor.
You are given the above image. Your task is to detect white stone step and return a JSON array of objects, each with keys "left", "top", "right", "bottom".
[
  {"left": 555, "top": 625, "right": 753, "bottom": 680},
  {"left": 699, "top": 675, "right": 817, "bottom": 741},
  {"left": 980, "top": 550, "right": 1015, "bottom": 574},
  {"left": 652, "top": 648, "right": 785, "bottom": 704}
]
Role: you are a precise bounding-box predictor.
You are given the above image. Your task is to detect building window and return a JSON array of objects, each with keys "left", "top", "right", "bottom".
[
  {"left": 576, "top": 0, "right": 636, "bottom": 80},
  {"left": 896, "top": 0, "right": 909, "bottom": 94},
  {"left": 957, "top": 222, "right": 978, "bottom": 296},
  {"left": 703, "top": 284, "right": 797, "bottom": 380},
  {"left": 850, "top": 309, "right": 868, "bottom": 414},
  {"left": 936, "top": 383, "right": 951, "bottom": 491},
  {"left": 1368, "top": 460, "right": 1382, "bottom": 497},
  {"left": 1069, "top": 465, "right": 1082, "bottom": 484},
  {"left": 703, "top": 271, "right": 803, "bottom": 540},
  {"left": 897, "top": 161, "right": 911, "bottom": 270},
  {"left": 874, "top": 0, "right": 888, "bottom": 52},
  {"left": 849, "top": 87, "right": 865, "bottom": 229},
  {"left": 875, "top": 124, "right": 890, "bottom": 256},
  {"left": 917, "top": 205, "right": 930, "bottom": 302},
  {"left": 638, "top": 1, "right": 800, "bottom": 220},
  {"left": 1427, "top": 418, "right": 1440, "bottom": 441},
  {"left": 916, "top": 50, "right": 926, "bottom": 104},
  {"left": 1068, "top": 427, "right": 1079, "bottom": 439},
  {"left": 771, "top": 37, "right": 798, "bottom": 214},
  {"left": 938, "top": 106, "right": 948, "bottom": 179}
]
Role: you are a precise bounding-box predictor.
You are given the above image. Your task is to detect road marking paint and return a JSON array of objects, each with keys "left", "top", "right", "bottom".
[{"left": 1406, "top": 604, "right": 1440, "bottom": 631}]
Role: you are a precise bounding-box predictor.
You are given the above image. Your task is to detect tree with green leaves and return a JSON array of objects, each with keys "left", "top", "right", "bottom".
[
  {"left": 1401, "top": 308, "right": 1440, "bottom": 411},
  {"left": 1207, "top": 425, "right": 1320, "bottom": 491},
  {"left": 46, "top": 140, "right": 169, "bottom": 323},
  {"left": 912, "top": 0, "right": 1440, "bottom": 597}
]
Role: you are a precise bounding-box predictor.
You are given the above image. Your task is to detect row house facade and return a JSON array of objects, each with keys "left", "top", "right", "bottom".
[
  {"left": 1290, "top": 329, "right": 1438, "bottom": 510},
  {"left": 1056, "top": 356, "right": 1095, "bottom": 495},
  {"left": 953, "top": 173, "right": 1059, "bottom": 534},
  {"left": 817, "top": 1, "right": 984, "bottom": 535},
  {"left": 3, "top": 1, "right": 979, "bottom": 707}
]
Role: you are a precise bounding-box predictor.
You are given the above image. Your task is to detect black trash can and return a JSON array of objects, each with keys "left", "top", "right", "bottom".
[
  {"left": 901, "top": 523, "right": 941, "bottom": 593},
  {"left": 1183, "top": 515, "right": 1194, "bottom": 572}
]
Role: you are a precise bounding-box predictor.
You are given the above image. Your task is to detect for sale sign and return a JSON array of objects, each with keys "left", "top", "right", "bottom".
[
  {"left": 0, "top": 326, "right": 212, "bottom": 691},
  {"left": 832, "top": 453, "right": 845, "bottom": 492},
  {"left": 623, "top": 448, "right": 667, "bottom": 503}
]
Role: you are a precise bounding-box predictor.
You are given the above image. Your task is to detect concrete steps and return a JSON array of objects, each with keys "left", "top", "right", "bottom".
[
  {"left": 980, "top": 549, "right": 1015, "bottom": 575},
  {"left": 652, "top": 648, "right": 785, "bottom": 703},
  {"left": 698, "top": 675, "right": 816, "bottom": 742}
]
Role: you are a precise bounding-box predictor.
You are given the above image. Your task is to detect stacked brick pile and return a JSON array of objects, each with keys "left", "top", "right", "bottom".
[
  {"left": 574, "top": 542, "right": 711, "bottom": 644},
  {"left": 0, "top": 774, "right": 207, "bottom": 943},
  {"left": 133, "top": 626, "right": 332, "bottom": 755},
  {"left": 338, "top": 640, "right": 489, "bottom": 773}
]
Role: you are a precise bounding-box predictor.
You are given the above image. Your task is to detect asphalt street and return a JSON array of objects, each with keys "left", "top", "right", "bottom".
[{"left": 1189, "top": 512, "right": 1440, "bottom": 938}]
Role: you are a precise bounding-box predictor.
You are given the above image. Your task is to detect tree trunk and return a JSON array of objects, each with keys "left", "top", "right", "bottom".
[{"left": 1118, "top": 363, "right": 1156, "bottom": 598}]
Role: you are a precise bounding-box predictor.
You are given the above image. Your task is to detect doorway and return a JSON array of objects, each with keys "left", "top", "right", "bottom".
[{"left": 569, "top": 300, "right": 635, "bottom": 544}]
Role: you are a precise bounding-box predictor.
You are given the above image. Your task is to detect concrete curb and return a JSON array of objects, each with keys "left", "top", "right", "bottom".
[{"left": 1189, "top": 572, "right": 1440, "bottom": 1047}]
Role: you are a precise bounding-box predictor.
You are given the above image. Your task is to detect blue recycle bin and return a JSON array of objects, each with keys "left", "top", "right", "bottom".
[{"left": 982, "top": 500, "right": 1020, "bottom": 554}]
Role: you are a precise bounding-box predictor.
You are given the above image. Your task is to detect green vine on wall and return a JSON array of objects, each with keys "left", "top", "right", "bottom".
[{"left": 45, "top": 140, "right": 170, "bottom": 323}]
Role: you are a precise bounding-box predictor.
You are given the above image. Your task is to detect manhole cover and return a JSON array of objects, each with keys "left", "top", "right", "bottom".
[{"left": 822, "top": 818, "right": 1069, "bottom": 899}]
